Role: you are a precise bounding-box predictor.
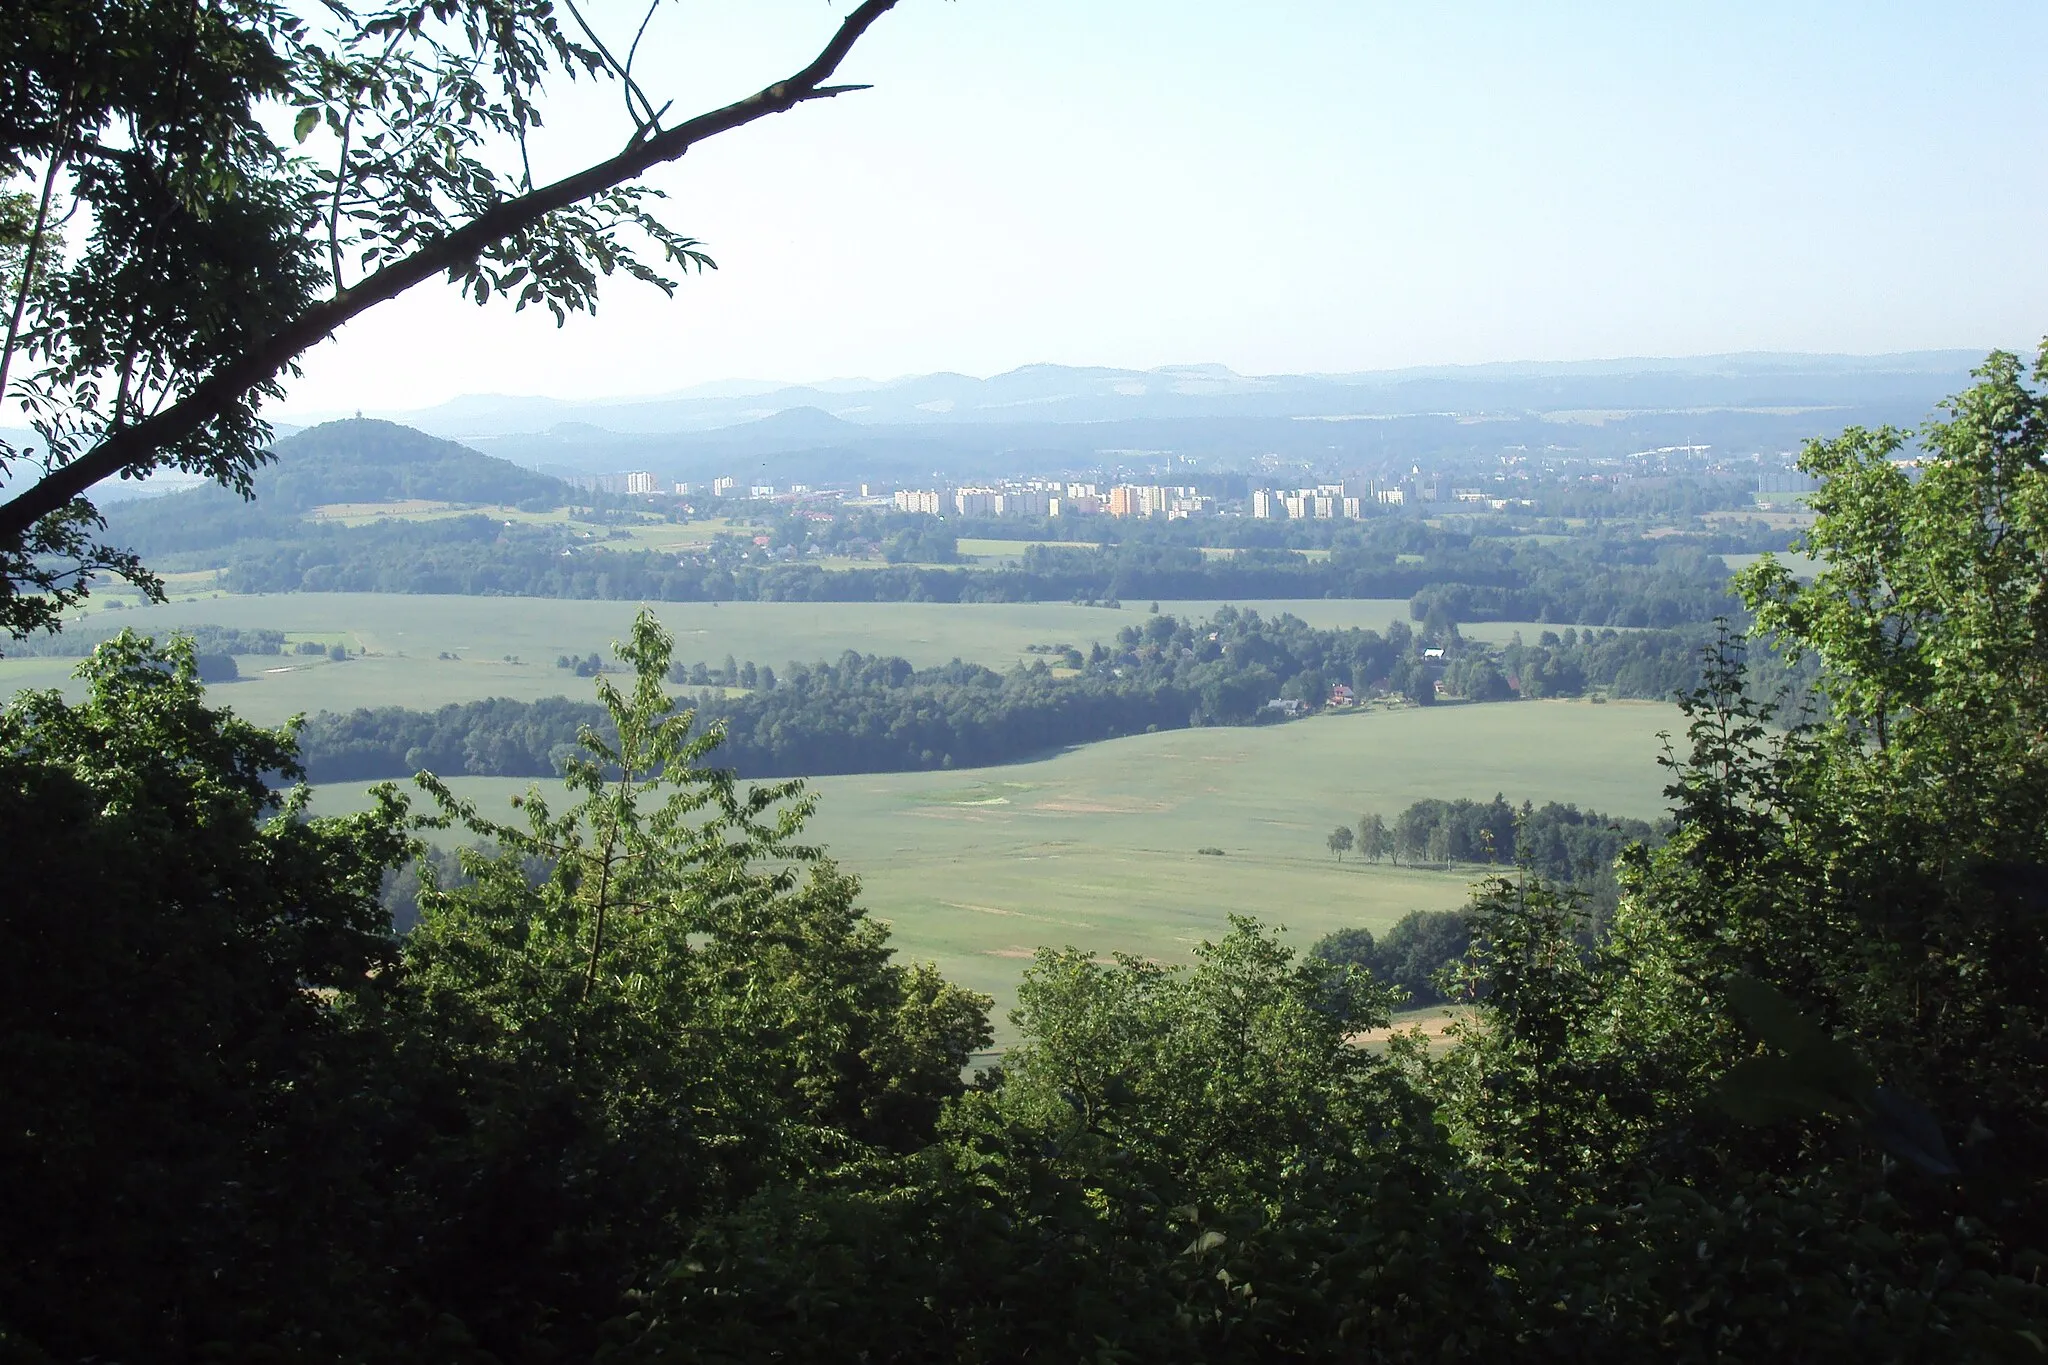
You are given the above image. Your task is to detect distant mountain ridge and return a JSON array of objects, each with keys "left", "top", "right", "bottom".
[{"left": 334, "top": 351, "right": 1991, "bottom": 441}]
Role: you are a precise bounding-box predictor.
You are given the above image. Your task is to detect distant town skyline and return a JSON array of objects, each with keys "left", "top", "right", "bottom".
[{"left": 270, "top": 1, "right": 2045, "bottom": 417}]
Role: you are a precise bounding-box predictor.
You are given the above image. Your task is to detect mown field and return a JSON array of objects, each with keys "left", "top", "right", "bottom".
[
  {"left": 953, "top": 537, "right": 1334, "bottom": 564},
  {"left": 1722, "top": 549, "right": 1824, "bottom": 579},
  {"left": 308, "top": 697, "right": 1681, "bottom": 1039},
  {"left": 1, "top": 594, "right": 1521, "bottom": 722}
]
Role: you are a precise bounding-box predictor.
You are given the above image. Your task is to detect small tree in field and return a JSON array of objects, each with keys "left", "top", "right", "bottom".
[
  {"left": 1327, "top": 825, "right": 1354, "bottom": 861},
  {"left": 1357, "top": 811, "right": 1390, "bottom": 862}
]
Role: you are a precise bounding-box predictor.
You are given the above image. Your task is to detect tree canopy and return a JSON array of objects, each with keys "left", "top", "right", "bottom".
[{"left": 0, "top": 0, "right": 901, "bottom": 636}]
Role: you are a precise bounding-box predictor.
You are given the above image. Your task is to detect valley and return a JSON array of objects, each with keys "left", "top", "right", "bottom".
[
  {"left": 0, "top": 591, "right": 1562, "bottom": 721},
  {"left": 308, "top": 692, "right": 1679, "bottom": 1033}
]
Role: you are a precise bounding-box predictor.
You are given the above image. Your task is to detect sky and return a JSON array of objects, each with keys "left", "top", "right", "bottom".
[{"left": 279, "top": 0, "right": 2048, "bottom": 417}]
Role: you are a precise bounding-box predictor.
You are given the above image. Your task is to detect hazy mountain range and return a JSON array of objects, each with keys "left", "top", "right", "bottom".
[
  {"left": 1, "top": 350, "right": 1999, "bottom": 499},
  {"left": 278, "top": 352, "right": 1983, "bottom": 483},
  {"left": 339, "top": 352, "right": 1988, "bottom": 440}
]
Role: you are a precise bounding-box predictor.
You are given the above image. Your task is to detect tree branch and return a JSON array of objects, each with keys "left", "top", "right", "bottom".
[
  {"left": 0, "top": 0, "right": 899, "bottom": 545},
  {"left": 0, "top": 92, "right": 74, "bottom": 413}
]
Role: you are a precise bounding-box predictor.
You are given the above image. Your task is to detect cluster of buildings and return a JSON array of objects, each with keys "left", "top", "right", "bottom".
[
  {"left": 1251, "top": 485, "right": 1374, "bottom": 520},
  {"left": 599, "top": 467, "right": 1547, "bottom": 520},
  {"left": 1248, "top": 473, "right": 1538, "bottom": 518},
  {"left": 891, "top": 482, "right": 1215, "bottom": 520}
]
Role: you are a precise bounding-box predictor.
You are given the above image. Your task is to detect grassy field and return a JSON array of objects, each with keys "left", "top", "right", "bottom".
[
  {"left": 954, "top": 537, "right": 1103, "bottom": 559},
  {"left": 1723, "top": 550, "right": 1824, "bottom": 579},
  {"left": 305, "top": 505, "right": 757, "bottom": 555},
  {"left": 308, "top": 697, "right": 1681, "bottom": 1038},
  {"left": 952, "top": 538, "right": 1338, "bottom": 565},
  {"left": 2, "top": 593, "right": 1578, "bottom": 723}
]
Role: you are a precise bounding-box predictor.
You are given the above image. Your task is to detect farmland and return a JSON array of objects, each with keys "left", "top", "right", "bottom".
[
  {"left": 953, "top": 537, "right": 1334, "bottom": 563},
  {"left": 1, "top": 593, "right": 1553, "bottom": 723},
  {"left": 8, "top": 586, "right": 1686, "bottom": 1038},
  {"left": 308, "top": 696, "right": 1680, "bottom": 1036}
]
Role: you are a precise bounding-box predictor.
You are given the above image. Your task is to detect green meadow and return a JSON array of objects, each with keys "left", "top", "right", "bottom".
[
  {"left": 1, "top": 594, "right": 1511, "bottom": 722},
  {"left": 1722, "top": 549, "right": 1824, "bottom": 579},
  {"left": 7, "top": 588, "right": 1680, "bottom": 1039},
  {"left": 308, "top": 696, "right": 1681, "bottom": 1039},
  {"left": 951, "top": 537, "right": 1336, "bottom": 564}
]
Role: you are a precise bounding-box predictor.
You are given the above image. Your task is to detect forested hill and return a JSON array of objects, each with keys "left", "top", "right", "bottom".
[
  {"left": 103, "top": 419, "right": 568, "bottom": 556},
  {"left": 256, "top": 419, "right": 567, "bottom": 510}
]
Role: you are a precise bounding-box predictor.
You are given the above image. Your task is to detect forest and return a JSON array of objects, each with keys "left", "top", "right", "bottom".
[
  {"left": 291, "top": 610, "right": 1727, "bottom": 783},
  {"left": 1309, "top": 798, "right": 1662, "bottom": 1006}
]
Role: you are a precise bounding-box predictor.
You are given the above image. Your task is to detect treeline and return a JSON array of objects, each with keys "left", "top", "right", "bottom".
[
  {"left": 208, "top": 512, "right": 1749, "bottom": 627},
  {"left": 1376, "top": 793, "right": 1660, "bottom": 921},
  {"left": 297, "top": 611, "right": 1733, "bottom": 785},
  {"left": 1359, "top": 793, "right": 1661, "bottom": 877},
  {"left": 300, "top": 609, "right": 1375, "bottom": 783},
  {"left": 1307, "top": 784, "right": 1666, "bottom": 1003},
  {"left": 1311, "top": 911, "right": 1471, "bottom": 1006},
  {"left": 4, "top": 623, "right": 288, "bottom": 657}
]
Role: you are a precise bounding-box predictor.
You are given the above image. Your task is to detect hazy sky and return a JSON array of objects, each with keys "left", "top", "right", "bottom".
[{"left": 281, "top": 0, "right": 2048, "bottom": 416}]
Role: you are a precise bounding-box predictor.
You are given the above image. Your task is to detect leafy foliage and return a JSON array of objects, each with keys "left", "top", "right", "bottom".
[
  {"left": 1311, "top": 909, "right": 1472, "bottom": 1006},
  {"left": 0, "top": 0, "right": 891, "bottom": 634},
  {"left": 0, "top": 612, "right": 989, "bottom": 1360},
  {"left": 0, "top": 631, "right": 411, "bottom": 1359}
]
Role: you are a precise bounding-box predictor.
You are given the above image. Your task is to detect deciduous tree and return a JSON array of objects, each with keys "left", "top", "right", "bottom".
[{"left": 0, "top": 0, "right": 903, "bottom": 635}]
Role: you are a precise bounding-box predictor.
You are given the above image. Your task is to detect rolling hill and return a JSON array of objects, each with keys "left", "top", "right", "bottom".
[{"left": 102, "top": 419, "right": 569, "bottom": 558}]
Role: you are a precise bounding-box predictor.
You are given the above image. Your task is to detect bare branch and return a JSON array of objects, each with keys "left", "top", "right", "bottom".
[
  {"left": 328, "top": 105, "right": 356, "bottom": 289},
  {"left": 0, "top": 0, "right": 900, "bottom": 546},
  {"left": 0, "top": 110, "right": 72, "bottom": 411},
  {"left": 561, "top": 0, "right": 662, "bottom": 134},
  {"left": 624, "top": 0, "right": 666, "bottom": 122}
]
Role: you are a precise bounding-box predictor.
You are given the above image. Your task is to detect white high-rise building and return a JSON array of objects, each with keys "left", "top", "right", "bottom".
[{"left": 954, "top": 488, "right": 998, "bottom": 517}]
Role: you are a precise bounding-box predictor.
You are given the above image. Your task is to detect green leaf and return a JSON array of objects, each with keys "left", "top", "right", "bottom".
[
  {"left": 1721, "top": 975, "right": 1833, "bottom": 1057},
  {"left": 1866, "top": 1087, "right": 1959, "bottom": 1177},
  {"left": 1715, "top": 1054, "right": 1857, "bottom": 1125},
  {"left": 294, "top": 107, "right": 319, "bottom": 143}
]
